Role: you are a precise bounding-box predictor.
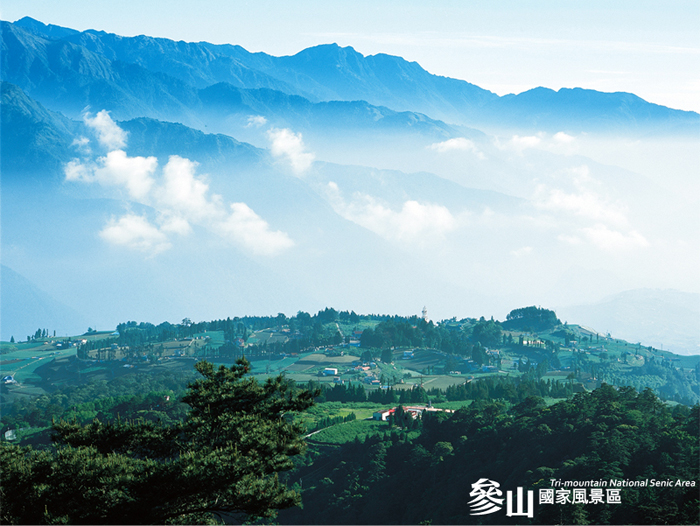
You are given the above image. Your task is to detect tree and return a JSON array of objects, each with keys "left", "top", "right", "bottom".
[
  {"left": 381, "top": 348, "right": 393, "bottom": 364},
  {"left": 0, "top": 358, "right": 318, "bottom": 524},
  {"left": 471, "top": 320, "right": 502, "bottom": 348}
]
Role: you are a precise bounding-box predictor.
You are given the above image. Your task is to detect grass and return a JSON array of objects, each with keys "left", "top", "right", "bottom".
[
  {"left": 420, "top": 376, "right": 470, "bottom": 390},
  {"left": 432, "top": 400, "right": 474, "bottom": 410},
  {"left": 307, "top": 419, "right": 388, "bottom": 444},
  {"left": 400, "top": 350, "right": 444, "bottom": 370},
  {"left": 0, "top": 350, "right": 74, "bottom": 383}
]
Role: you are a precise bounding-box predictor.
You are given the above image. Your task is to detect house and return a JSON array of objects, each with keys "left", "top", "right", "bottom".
[
  {"left": 373, "top": 405, "right": 454, "bottom": 421},
  {"left": 373, "top": 408, "right": 396, "bottom": 421},
  {"left": 402, "top": 350, "right": 414, "bottom": 359},
  {"left": 323, "top": 368, "right": 338, "bottom": 376}
]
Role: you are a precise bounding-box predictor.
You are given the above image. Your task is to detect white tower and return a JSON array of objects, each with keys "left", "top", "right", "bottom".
[{"left": 422, "top": 306, "right": 428, "bottom": 321}]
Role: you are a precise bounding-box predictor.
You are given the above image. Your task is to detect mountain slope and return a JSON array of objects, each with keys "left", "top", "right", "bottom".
[
  {"left": 1, "top": 23, "right": 465, "bottom": 141},
  {"left": 489, "top": 86, "right": 699, "bottom": 133},
  {"left": 558, "top": 289, "right": 700, "bottom": 355},
  {"left": 9, "top": 17, "right": 698, "bottom": 134},
  {"left": 119, "top": 117, "right": 265, "bottom": 167},
  {"left": 12, "top": 16, "right": 308, "bottom": 95},
  {"left": 0, "top": 82, "right": 77, "bottom": 178},
  {"left": 0, "top": 265, "right": 90, "bottom": 340},
  {"left": 197, "top": 82, "right": 462, "bottom": 139},
  {"left": 1, "top": 21, "right": 200, "bottom": 120}
]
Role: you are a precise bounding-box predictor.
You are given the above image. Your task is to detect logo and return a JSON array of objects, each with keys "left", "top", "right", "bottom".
[
  {"left": 469, "top": 478, "right": 626, "bottom": 518},
  {"left": 469, "top": 478, "right": 534, "bottom": 518}
]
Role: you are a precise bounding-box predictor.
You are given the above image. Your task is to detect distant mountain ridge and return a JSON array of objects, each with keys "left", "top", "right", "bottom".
[
  {"left": 559, "top": 289, "right": 700, "bottom": 356},
  {"left": 5, "top": 16, "right": 699, "bottom": 134},
  {"left": 1, "top": 22, "right": 464, "bottom": 140},
  {"left": 0, "top": 82, "right": 77, "bottom": 178},
  {"left": 1, "top": 265, "right": 90, "bottom": 340}
]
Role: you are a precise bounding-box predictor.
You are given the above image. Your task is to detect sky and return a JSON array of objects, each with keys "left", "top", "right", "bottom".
[{"left": 2, "top": 0, "right": 699, "bottom": 113}]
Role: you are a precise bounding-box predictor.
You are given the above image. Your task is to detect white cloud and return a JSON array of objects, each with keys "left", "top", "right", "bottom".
[
  {"left": 99, "top": 214, "right": 172, "bottom": 255},
  {"left": 534, "top": 184, "right": 629, "bottom": 228},
  {"left": 65, "top": 112, "right": 294, "bottom": 257},
  {"left": 246, "top": 115, "right": 268, "bottom": 127},
  {"left": 84, "top": 110, "right": 127, "bottom": 150},
  {"left": 581, "top": 224, "right": 650, "bottom": 251},
  {"left": 553, "top": 131, "right": 576, "bottom": 144},
  {"left": 510, "top": 135, "right": 542, "bottom": 150},
  {"left": 94, "top": 150, "right": 158, "bottom": 200},
  {"left": 157, "top": 155, "right": 221, "bottom": 222},
  {"left": 71, "top": 136, "right": 91, "bottom": 154},
  {"left": 64, "top": 151, "right": 158, "bottom": 201},
  {"left": 429, "top": 137, "right": 485, "bottom": 158},
  {"left": 218, "top": 203, "right": 295, "bottom": 256},
  {"left": 64, "top": 158, "right": 94, "bottom": 183},
  {"left": 267, "top": 128, "right": 315, "bottom": 174},
  {"left": 158, "top": 213, "right": 192, "bottom": 236},
  {"left": 495, "top": 132, "right": 578, "bottom": 154},
  {"left": 325, "top": 183, "right": 457, "bottom": 242}
]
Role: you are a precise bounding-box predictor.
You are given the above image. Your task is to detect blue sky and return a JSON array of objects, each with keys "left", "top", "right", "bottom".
[{"left": 2, "top": 0, "right": 698, "bottom": 112}]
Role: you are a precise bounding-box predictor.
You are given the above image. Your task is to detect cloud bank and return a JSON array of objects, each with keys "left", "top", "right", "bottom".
[
  {"left": 267, "top": 128, "right": 315, "bottom": 174},
  {"left": 65, "top": 112, "right": 294, "bottom": 257},
  {"left": 325, "top": 182, "right": 458, "bottom": 243},
  {"left": 429, "top": 137, "right": 485, "bottom": 159}
]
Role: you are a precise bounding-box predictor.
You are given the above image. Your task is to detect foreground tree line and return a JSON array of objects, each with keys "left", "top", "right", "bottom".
[
  {"left": 280, "top": 386, "right": 699, "bottom": 525},
  {"left": 0, "top": 359, "right": 318, "bottom": 524},
  {"left": 1, "top": 368, "right": 574, "bottom": 436},
  {"left": 1, "top": 355, "right": 698, "bottom": 524}
]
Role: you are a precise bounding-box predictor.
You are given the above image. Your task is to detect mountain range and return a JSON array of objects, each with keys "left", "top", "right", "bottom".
[
  {"left": 1, "top": 17, "right": 698, "bottom": 354},
  {"left": 3, "top": 17, "right": 698, "bottom": 134}
]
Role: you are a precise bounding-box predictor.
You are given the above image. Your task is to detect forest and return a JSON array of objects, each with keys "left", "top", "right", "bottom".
[
  {"left": 1, "top": 307, "right": 699, "bottom": 524},
  {"left": 1, "top": 361, "right": 698, "bottom": 524},
  {"left": 279, "top": 386, "right": 699, "bottom": 525}
]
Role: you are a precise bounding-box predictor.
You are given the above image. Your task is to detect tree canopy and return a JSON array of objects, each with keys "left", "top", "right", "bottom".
[
  {"left": 0, "top": 359, "right": 317, "bottom": 524},
  {"left": 503, "top": 306, "right": 561, "bottom": 331}
]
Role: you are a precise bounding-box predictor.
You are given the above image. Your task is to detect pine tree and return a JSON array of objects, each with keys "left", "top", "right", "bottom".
[{"left": 0, "top": 358, "right": 318, "bottom": 524}]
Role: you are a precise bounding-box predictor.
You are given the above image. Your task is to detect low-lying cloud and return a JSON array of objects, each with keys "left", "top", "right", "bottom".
[
  {"left": 429, "top": 137, "right": 485, "bottom": 159},
  {"left": 65, "top": 112, "right": 294, "bottom": 257},
  {"left": 267, "top": 128, "right": 315, "bottom": 174},
  {"left": 218, "top": 203, "right": 295, "bottom": 256},
  {"left": 84, "top": 110, "right": 128, "bottom": 150},
  {"left": 325, "top": 182, "right": 457, "bottom": 243},
  {"left": 246, "top": 115, "right": 268, "bottom": 128},
  {"left": 580, "top": 224, "right": 650, "bottom": 251},
  {"left": 99, "top": 214, "right": 172, "bottom": 255}
]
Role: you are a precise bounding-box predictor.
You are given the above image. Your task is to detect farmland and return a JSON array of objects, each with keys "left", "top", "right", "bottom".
[{"left": 2, "top": 306, "right": 700, "bottom": 453}]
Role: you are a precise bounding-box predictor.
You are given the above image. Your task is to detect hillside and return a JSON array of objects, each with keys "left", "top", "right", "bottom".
[
  {"left": 0, "top": 265, "right": 89, "bottom": 341},
  {"left": 5, "top": 17, "right": 699, "bottom": 133},
  {"left": 2, "top": 307, "right": 698, "bottom": 524},
  {"left": 559, "top": 289, "right": 700, "bottom": 356}
]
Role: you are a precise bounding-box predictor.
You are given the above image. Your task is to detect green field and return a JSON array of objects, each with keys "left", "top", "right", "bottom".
[
  {"left": 306, "top": 418, "right": 388, "bottom": 444},
  {"left": 0, "top": 348, "right": 76, "bottom": 383},
  {"left": 432, "top": 400, "right": 474, "bottom": 410}
]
